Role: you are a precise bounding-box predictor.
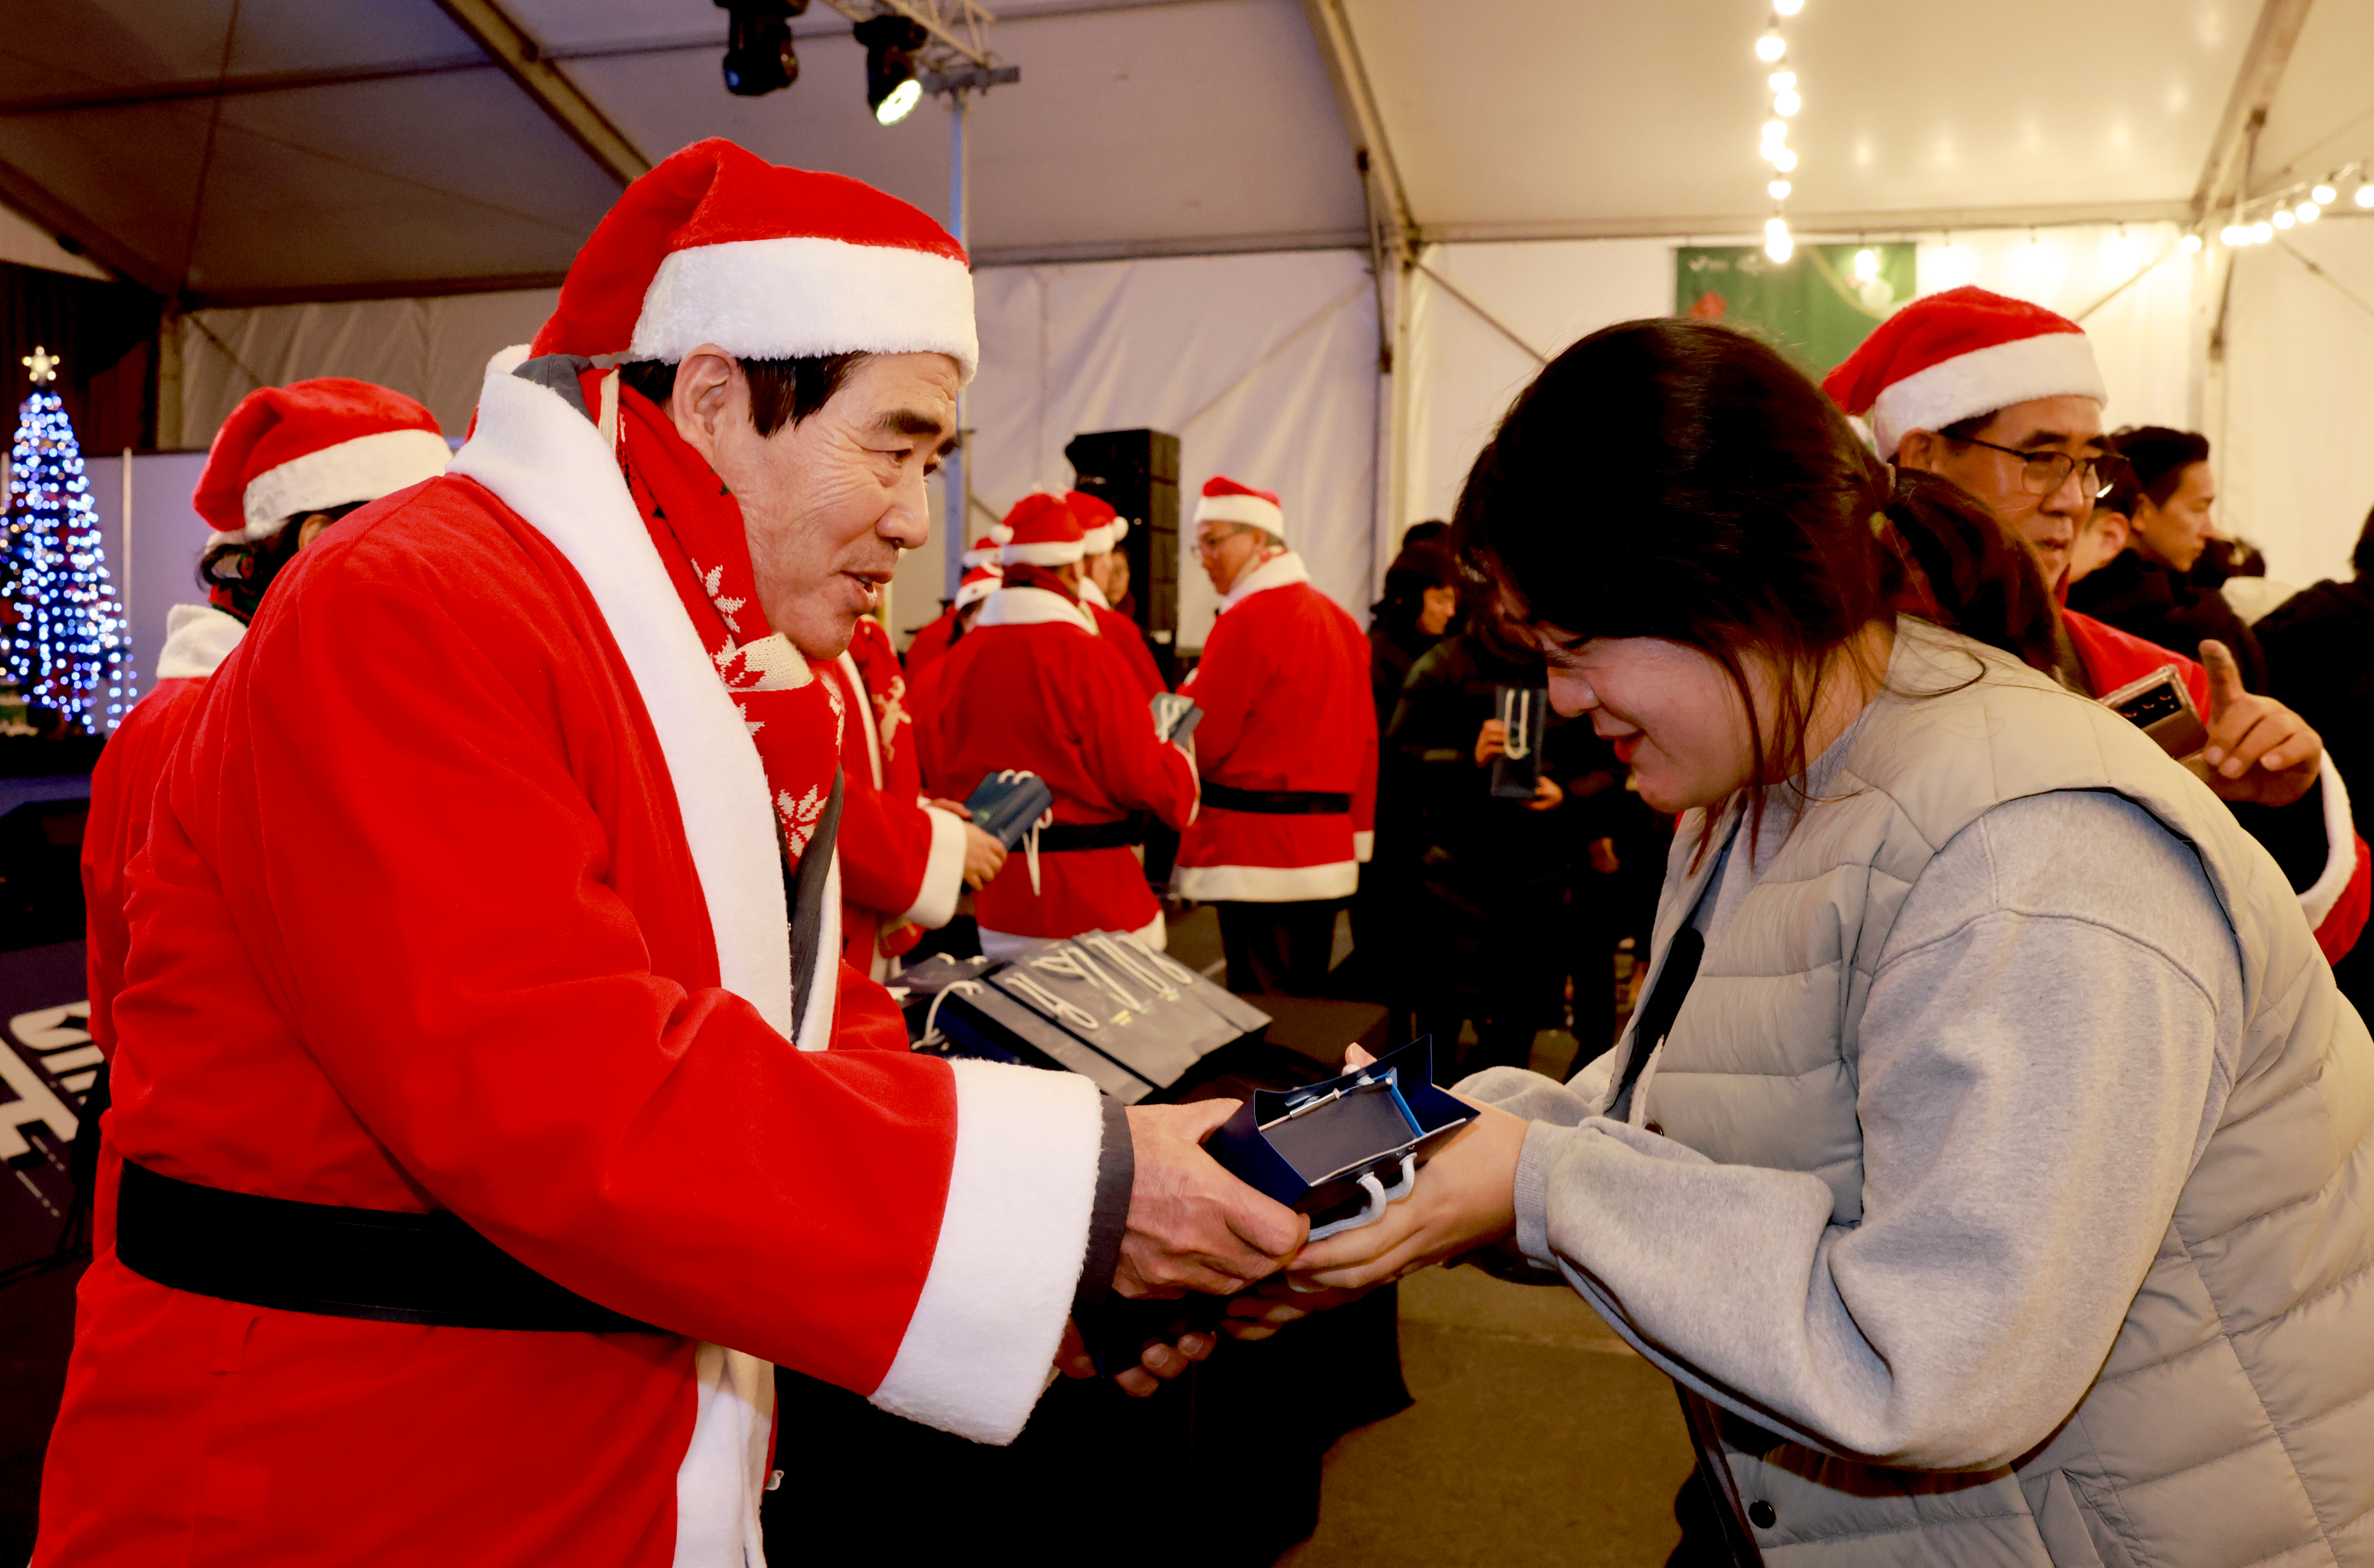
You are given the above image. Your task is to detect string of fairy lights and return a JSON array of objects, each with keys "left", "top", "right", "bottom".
[
  {"left": 1754, "top": 0, "right": 1803, "bottom": 263},
  {"left": 1748, "top": 1, "right": 2368, "bottom": 264},
  {"left": 6, "top": 347, "right": 135, "bottom": 732}
]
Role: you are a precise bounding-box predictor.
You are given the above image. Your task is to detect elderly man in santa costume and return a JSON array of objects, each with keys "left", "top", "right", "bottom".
[
  {"left": 36, "top": 140, "right": 1301, "bottom": 1568},
  {"left": 82, "top": 379, "right": 450, "bottom": 1072},
  {"left": 919, "top": 493, "right": 1199, "bottom": 957},
  {"left": 1172, "top": 477, "right": 1376, "bottom": 995},
  {"left": 1068, "top": 489, "right": 1167, "bottom": 698},
  {"left": 1824, "top": 285, "right": 2368, "bottom": 962}
]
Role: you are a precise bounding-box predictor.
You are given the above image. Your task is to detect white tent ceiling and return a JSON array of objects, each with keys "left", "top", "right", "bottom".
[{"left": 4, "top": 0, "right": 2367, "bottom": 306}]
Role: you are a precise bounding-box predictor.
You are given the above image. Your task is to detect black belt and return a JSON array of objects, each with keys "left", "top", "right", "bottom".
[
  {"left": 1201, "top": 783, "right": 1352, "bottom": 816},
  {"left": 115, "top": 1160, "right": 661, "bottom": 1333},
  {"left": 1037, "top": 813, "right": 1148, "bottom": 852}
]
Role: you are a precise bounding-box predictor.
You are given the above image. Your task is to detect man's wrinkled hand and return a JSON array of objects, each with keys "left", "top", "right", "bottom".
[
  {"left": 959, "top": 823, "right": 1007, "bottom": 889},
  {"left": 1054, "top": 1317, "right": 1215, "bottom": 1397},
  {"left": 1117, "top": 1100, "right": 1307, "bottom": 1299},
  {"left": 2194, "top": 640, "right": 2321, "bottom": 807}
]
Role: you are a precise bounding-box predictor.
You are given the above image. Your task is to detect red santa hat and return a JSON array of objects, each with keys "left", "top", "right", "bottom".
[
  {"left": 1193, "top": 475, "right": 1284, "bottom": 542},
  {"left": 528, "top": 138, "right": 977, "bottom": 381},
  {"left": 193, "top": 378, "right": 448, "bottom": 545},
  {"left": 1822, "top": 286, "right": 2105, "bottom": 459},
  {"left": 959, "top": 522, "right": 1013, "bottom": 570},
  {"left": 952, "top": 563, "right": 1002, "bottom": 612},
  {"left": 998, "top": 492, "right": 1085, "bottom": 567},
  {"left": 1067, "top": 491, "right": 1129, "bottom": 555}
]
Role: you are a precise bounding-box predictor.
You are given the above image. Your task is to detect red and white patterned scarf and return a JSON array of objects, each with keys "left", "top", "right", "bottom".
[{"left": 613, "top": 379, "right": 844, "bottom": 865}]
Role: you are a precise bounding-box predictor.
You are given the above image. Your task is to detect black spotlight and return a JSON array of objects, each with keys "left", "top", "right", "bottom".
[
  {"left": 854, "top": 15, "right": 929, "bottom": 125},
  {"left": 718, "top": 0, "right": 807, "bottom": 97}
]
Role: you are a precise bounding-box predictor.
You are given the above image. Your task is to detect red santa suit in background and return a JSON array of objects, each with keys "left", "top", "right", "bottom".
[
  {"left": 1068, "top": 490, "right": 1167, "bottom": 699},
  {"left": 37, "top": 141, "right": 1114, "bottom": 1568},
  {"left": 905, "top": 562, "right": 1000, "bottom": 738},
  {"left": 82, "top": 380, "right": 449, "bottom": 1068},
  {"left": 920, "top": 494, "right": 1198, "bottom": 959},
  {"left": 1171, "top": 477, "right": 1376, "bottom": 996},
  {"left": 903, "top": 524, "right": 1008, "bottom": 676},
  {"left": 815, "top": 614, "right": 970, "bottom": 978}
]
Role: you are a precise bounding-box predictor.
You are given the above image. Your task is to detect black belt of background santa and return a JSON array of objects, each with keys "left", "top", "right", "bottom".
[
  {"left": 1199, "top": 784, "right": 1352, "bottom": 816},
  {"left": 1036, "top": 812, "right": 1150, "bottom": 852},
  {"left": 114, "top": 1159, "right": 662, "bottom": 1332}
]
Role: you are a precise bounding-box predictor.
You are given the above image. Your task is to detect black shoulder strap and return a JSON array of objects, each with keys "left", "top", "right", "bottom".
[
  {"left": 1614, "top": 925, "right": 1704, "bottom": 1112},
  {"left": 786, "top": 770, "right": 846, "bottom": 1035}
]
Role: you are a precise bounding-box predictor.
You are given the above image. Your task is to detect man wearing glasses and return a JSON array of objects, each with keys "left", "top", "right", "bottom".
[
  {"left": 1828, "top": 286, "right": 2366, "bottom": 965},
  {"left": 1173, "top": 476, "right": 1377, "bottom": 994}
]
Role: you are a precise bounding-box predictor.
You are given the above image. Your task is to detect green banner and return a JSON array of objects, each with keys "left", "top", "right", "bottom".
[{"left": 1674, "top": 243, "right": 1916, "bottom": 380}]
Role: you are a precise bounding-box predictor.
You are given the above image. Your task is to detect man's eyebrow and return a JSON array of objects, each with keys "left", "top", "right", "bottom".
[
  {"left": 871, "top": 408, "right": 951, "bottom": 441},
  {"left": 2013, "top": 429, "right": 2107, "bottom": 453}
]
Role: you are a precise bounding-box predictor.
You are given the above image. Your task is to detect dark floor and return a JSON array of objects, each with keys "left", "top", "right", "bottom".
[{"left": 0, "top": 1257, "right": 81, "bottom": 1565}]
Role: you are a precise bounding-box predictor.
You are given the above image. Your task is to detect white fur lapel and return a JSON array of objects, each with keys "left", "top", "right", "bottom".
[
  {"left": 976, "top": 585, "right": 1093, "bottom": 633},
  {"left": 155, "top": 602, "right": 246, "bottom": 680},
  {"left": 449, "top": 346, "right": 793, "bottom": 1038},
  {"left": 1219, "top": 549, "right": 1310, "bottom": 613}
]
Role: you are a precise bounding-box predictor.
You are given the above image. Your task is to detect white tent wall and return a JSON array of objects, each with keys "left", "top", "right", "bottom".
[
  {"left": 2219, "top": 222, "right": 2374, "bottom": 590},
  {"left": 178, "top": 247, "right": 1385, "bottom": 653}
]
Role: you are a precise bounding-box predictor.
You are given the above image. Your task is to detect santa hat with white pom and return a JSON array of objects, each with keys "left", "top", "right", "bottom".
[
  {"left": 193, "top": 378, "right": 448, "bottom": 546},
  {"left": 1192, "top": 476, "right": 1285, "bottom": 543},
  {"left": 1821, "top": 285, "right": 2104, "bottom": 459}
]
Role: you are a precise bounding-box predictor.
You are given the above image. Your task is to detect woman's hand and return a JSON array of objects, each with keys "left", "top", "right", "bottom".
[
  {"left": 1474, "top": 718, "right": 1508, "bottom": 767},
  {"left": 1526, "top": 773, "right": 1565, "bottom": 811},
  {"left": 1286, "top": 1046, "right": 1532, "bottom": 1292},
  {"left": 1219, "top": 1278, "right": 1380, "bottom": 1342},
  {"left": 2194, "top": 641, "right": 2322, "bottom": 807}
]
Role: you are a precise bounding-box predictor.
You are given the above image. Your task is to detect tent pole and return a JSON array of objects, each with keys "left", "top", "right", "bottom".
[{"left": 944, "top": 87, "right": 972, "bottom": 604}]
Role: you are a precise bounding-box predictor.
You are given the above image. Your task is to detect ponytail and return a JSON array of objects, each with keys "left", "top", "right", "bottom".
[{"left": 1879, "top": 467, "right": 2060, "bottom": 676}]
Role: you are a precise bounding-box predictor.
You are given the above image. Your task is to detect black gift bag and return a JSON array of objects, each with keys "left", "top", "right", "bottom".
[{"left": 1489, "top": 683, "right": 1549, "bottom": 800}]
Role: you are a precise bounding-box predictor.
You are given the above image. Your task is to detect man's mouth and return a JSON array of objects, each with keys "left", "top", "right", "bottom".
[{"left": 843, "top": 569, "right": 890, "bottom": 609}]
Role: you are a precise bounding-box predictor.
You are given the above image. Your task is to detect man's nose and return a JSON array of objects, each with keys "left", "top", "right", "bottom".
[
  {"left": 2040, "top": 467, "right": 2091, "bottom": 517},
  {"left": 881, "top": 469, "right": 933, "bottom": 550}
]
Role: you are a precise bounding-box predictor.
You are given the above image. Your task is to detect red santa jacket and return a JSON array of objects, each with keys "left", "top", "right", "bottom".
[
  {"left": 1080, "top": 579, "right": 1167, "bottom": 698},
  {"left": 35, "top": 348, "right": 1104, "bottom": 1568},
  {"left": 919, "top": 584, "right": 1197, "bottom": 944},
  {"left": 81, "top": 606, "right": 250, "bottom": 1062},
  {"left": 815, "top": 616, "right": 966, "bottom": 978},
  {"left": 2063, "top": 607, "right": 2368, "bottom": 964},
  {"left": 903, "top": 606, "right": 958, "bottom": 676},
  {"left": 1171, "top": 552, "right": 1377, "bottom": 903}
]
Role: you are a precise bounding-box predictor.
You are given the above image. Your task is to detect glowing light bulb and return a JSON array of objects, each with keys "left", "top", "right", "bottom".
[
  {"left": 2220, "top": 225, "right": 2245, "bottom": 246},
  {"left": 1773, "top": 148, "right": 1798, "bottom": 172},
  {"left": 2296, "top": 200, "right": 2320, "bottom": 223},
  {"left": 1775, "top": 0, "right": 1804, "bottom": 14},
  {"left": 2312, "top": 183, "right": 2337, "bottom": 205},
  {"left": 2180, "top": 232, "right": 2203, "bottom": 253},
  {"left": 1768, "top": 71, "right": 1796, "bottom": 91},
  {"left": 874, "top": 76, "right": 922, "bottom": 125},
  {"left": 1766, "top": 230, "right": 1794, "bottom": 263},
  {"left": 1756, "top": 33, "right": 1786, "bottom": 61},
  {"left": 1763, "top": 119, "right": 1787, "bottom": 141},
  {"left": 1768, "top": 179, "right": 1792, "bottom": 199},
  {"left": 2250, "top": 221, "right": 2273, "bottom": 243},
  {"left": 1853, "top": 247, "right": 1879, "bottom": 280},
  {"left": 2273, "top": 208, "right": 2295, "bottom": 229},
  {"left": 1775, "top": 90, "right": 1802, "bottom": 115},
  {"left": 2358, "top": 183, "right": 2374, "bottom": 208}
]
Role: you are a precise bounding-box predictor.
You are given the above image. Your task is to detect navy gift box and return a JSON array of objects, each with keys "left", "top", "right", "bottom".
[
  {"left": 1203, "top": 1038, "right": 1477, "bottom": 1238},
  {"left": 963, "top": 770, "right": 1056, "bottom": 849}
]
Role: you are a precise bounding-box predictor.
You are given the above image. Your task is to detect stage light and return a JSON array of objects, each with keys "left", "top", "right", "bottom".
[
  {"left": 1768, "top": 71, "right": 1796, "bottom": 92},
  {"left": 1768, "top": 179, "right": 1791, "bottom": 199},
  {"left": 1853, "top": 247, "right": 1879, "bottom": 280},
  {"left": 2273, "top": 208, "right": 2295, "bottom": 230},
  {"left": 2250, "top": 221, "right": 2273, "bottom": 243},
  {"left": 719, "top": 0, "right": 803, "bottom": 97},
  {"left": 1756, "top": 32, "right": 1786, "bottom": 61},
  {"left": 2358, "top": 183, "right": 2374, "bottom": 208},
  {"left": 2180, "top": 232, "right": 2203, "bottom": 253},
  {"left": 1775, "top": 90, "right": 1802, "bottom": 115},
  {"left": 2312, "top": 182, "right": 2337, "bottom": 205},
  {"left": 855, "top": 14, "right": 929, "bottom": 124}
]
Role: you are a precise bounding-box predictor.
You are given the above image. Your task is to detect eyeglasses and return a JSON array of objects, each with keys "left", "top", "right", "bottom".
[
  {"left": 1193, "top": 525, "right": 1253, "bottom": 556},
  {"left": 1950, "top": 434, "right": 2133, "bottom": 501}
]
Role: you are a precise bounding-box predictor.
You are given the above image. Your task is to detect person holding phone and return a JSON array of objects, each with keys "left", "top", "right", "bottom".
[{"left": 1247, "top": 318, "right": 2374, "bottom": 1567}]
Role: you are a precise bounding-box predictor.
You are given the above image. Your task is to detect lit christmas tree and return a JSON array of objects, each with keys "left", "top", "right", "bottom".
[{"left": 5, "top": 346, "right": 134, "bottom": 732}]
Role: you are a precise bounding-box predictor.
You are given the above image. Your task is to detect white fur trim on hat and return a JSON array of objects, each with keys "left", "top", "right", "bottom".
[
  {"left": 1000, "top": 539, "right": 1086, "bottom": 567},
  {"left": 631, "top": 236, "right": 979, "bottom": 382},
  {"left": 1194, "top": 491, "right": 1285, "bottom": 540},
  {"left": 1081, "top": 519, "right": 1130, "bottom": 554},
  {"left": 226, "top": 427, "right": 452, "bottom": 544},
  {"left": 1871, "top": 332, "right": 2106, "bottom": 458}
]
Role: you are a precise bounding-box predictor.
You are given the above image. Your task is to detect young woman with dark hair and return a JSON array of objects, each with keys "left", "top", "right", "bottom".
[{"left": 1242, "top": 319, "right": 2373, "bottom": 1566}]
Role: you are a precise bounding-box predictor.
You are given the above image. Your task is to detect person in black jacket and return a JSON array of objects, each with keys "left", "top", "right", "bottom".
[
  {"left": 2256, "top": 505, "right": 2374, "bottom": 1012},
  {"left": 2067, "top": 426, "right": 2271, "bottom": 691}
]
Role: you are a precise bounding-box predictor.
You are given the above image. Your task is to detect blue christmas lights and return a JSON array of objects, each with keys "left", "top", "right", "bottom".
[{"left": 6, "top": 363, "right": 136, "bottom": 733}]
